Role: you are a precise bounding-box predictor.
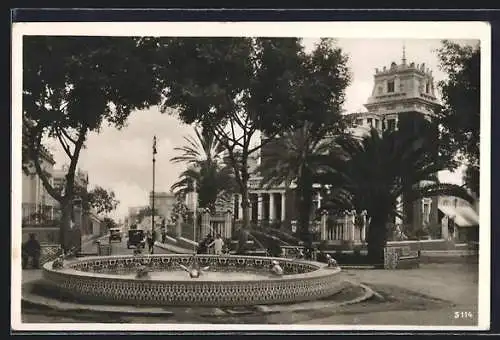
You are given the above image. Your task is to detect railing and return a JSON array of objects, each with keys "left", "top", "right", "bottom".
[{"left": 22, "top": 226, "right": 60, "bottom": 244}]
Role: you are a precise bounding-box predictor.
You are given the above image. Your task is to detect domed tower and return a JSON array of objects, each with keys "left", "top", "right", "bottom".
[{"left": 364, "top": 46, "right": 440, "bottom": 130}]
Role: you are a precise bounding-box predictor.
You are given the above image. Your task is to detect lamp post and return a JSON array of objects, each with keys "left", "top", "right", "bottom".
[
  {"left": 192, "top": 180, "right": 198, "bottom": 254},
  {"left": 151, "top": 136, "right": 157, "bottom": 254}
]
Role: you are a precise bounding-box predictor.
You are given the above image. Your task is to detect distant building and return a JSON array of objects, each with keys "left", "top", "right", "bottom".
[
  {"left": 137, "top": 215, "right": 164, "bottom": 233},
  {"left": 51, "top": 166, "right": 89, "bottom": 222},
  {"left": 22, "top": 146, "right": 57, "bottom": 224},
  {"left": 149, "top": 191, "right": 176, "bottom": 222},
  {"left": 438, "top": 195, "right": 479, "bottom": 242},
  {"left": 126, "top": 205, "right": 149, "bottom": 227}
]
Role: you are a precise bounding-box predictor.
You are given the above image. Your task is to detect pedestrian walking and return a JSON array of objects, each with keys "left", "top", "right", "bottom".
[
  {"left": 208, "top": 234, "right": 224, "bottom": 255},
  {"left": 146, "top": 230, "right": 154, "bottom": 254}
]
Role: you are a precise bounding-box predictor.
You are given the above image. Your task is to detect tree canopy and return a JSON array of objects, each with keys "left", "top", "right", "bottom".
[
  {"left": 156, "top": 37, "right": 351, "bottom": 233},
  {"left": 82, "top": 186, "right": 120, "bottom": 215},
  {"left": 436, "top": 40, "right": 480, "bottom": 195},
  {"left": 321, "top": 128, "right": 474, "bottom": 263},
  {"left": 23, "top": 36, "right": 163, "bottom": 250},
  {"left": 171, "top": 127, "right": 236, "bottom": 212}
]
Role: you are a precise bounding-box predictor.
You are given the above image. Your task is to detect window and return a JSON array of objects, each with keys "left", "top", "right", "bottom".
[
  {"left": 355, "top": 119, "right": 363, "bottom": 126},
  {"left": 426, "top": 81, "right": 430, "bottom": 93},
  {"left": 377, "top": 86, "right": 383, "bottom": 94},
  {"left": 387, "top": 80, "right": 395, "bottom": 93},
  {"left": 367, "top": 118, "right": 373, "bottom": 127}
]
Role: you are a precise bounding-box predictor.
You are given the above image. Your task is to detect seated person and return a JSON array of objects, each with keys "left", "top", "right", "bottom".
[
  {"left": 22, "top": 233, "right": 41, "bottom": 269},
  {"left": 270, "top": 260, "right": 284, "bottom": 276},
  {"left": 326, "top": 254, "right": 338, "bottom": 268}
]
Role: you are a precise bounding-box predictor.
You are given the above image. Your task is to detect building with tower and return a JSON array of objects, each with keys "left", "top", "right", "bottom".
[{"left": 232, "top": 47, "right": 453, "bottom": 239}]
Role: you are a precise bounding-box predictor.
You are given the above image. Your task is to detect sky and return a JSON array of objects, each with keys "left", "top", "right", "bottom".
[{"left": 44, "top": 37, "right": 478, "bottom": 221}]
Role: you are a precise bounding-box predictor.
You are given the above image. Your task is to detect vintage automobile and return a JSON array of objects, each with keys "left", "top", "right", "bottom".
[
  {"left": 127, "top": 229, "right": 145, "bottom": 249},
  {"left": 109, "top": 228, "right": 122, "bottom": 243}
]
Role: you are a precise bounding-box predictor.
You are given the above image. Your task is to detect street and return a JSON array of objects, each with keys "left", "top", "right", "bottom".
[{"left": 81, "top": 233, "right": 171, "bottom": 256}]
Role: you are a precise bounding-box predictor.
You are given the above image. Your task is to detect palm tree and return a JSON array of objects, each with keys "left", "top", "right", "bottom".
[
  {"left": 171, "top": 127, "right": 235, "bottom": 213},
  {"left": 257, "top": 121, "right": 342, "bottom": 248},
  {"left": 322, "top": 128, "right": 474, "bottom": 264}
]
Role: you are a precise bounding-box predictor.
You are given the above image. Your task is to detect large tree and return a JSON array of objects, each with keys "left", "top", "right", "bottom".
[
  {"left": 77, "top": 185, "right": 120, "bottom": 215},
  {"left": 170, "top": 127, "right": 236, "bottom": 212},
  {"left": 156, "top": 37, "right": 306, "bottom": 230},
  {"left": 436, "top": 40, "right": 480, "bottom": 196},
  {"left": 23, "top": 36, "right": 162, "bottom": 251},
  {"left": 322, "top": 129, "right": 474, "bottom": 264},
  {"left": 257, "top": 39, "right": 351, "bottom": 247}
]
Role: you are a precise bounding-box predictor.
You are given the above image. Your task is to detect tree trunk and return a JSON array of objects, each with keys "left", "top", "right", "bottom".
[
  {"left": 237, "top": 168, "right": 251, "bottom": 253},
  {"left": 59, "top": 198, "right": 72, "bottom": 253},
  {"left": 366, "top": 213, "right": 389, "bottom": 265},
  {"left": 402, "top": 192, "right": 414, "bottom": 235},
  {"left": 297, "top": 170, "right": 313, "bottom": 249},
  {"left": 240, "top": 166, "right": 251, "bottom": 230}
]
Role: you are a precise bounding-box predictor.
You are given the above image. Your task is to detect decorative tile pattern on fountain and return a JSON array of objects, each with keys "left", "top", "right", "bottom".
[{"left": 43, "top": 254, "right": 342, "bottom": 307}]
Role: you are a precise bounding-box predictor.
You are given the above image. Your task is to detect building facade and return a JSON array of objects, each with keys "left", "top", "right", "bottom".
[
  {"left": 149, "top": 191, "right": 176, "bottom": 222},
  {"left": 22, "top": 146, "right": 57, "bottom": 225},
  {"left": 232, "top": 50, "right": 447, "bottom": 237}
]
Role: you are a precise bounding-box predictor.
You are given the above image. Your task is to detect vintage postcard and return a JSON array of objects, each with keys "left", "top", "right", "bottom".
[{"left": 11, "top": 20, "right": 491, "bottom": 332}]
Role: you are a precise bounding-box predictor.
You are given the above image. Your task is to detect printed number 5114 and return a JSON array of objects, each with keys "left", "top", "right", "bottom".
[{"left": 454, "top": 311, "right": 473, "bottom": 319}]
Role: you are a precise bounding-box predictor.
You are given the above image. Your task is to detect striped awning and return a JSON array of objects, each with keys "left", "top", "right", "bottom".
[{"left": 438, "top": 204, "right": 479, "bottom": 227}]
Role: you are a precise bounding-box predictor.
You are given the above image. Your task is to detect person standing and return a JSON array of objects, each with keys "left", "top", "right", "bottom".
[
  {"left": 22, "top": 233, "right": 41, "bottom": 269},
  {"left": 146, "top": 230, "right": 154, "bottom": 254},
  {"left": 209, "top": 234, "right": 224, "bottom": 255},
  {"left": 161, "top": 228, "right": 167, "bottom": 244}
]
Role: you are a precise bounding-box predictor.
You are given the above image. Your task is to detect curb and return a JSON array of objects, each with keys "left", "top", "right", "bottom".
[
  {"left": 21, "top": 295, "right": 175, "bottom": 317},
  {"left": 253, "top": 281, "right": 375, "bottom": 314},
  {"left": 337, "top": 282, "right": 376, "bottom": 307}
]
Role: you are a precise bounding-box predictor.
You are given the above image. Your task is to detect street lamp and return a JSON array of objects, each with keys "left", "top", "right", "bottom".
[{"left": 151, "top": 136, "right": 157, "bottom": 254}]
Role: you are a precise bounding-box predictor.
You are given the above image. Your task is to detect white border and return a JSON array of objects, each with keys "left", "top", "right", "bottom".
[{"left": 11, "top": 21, "right": 491, "bottom": 332}]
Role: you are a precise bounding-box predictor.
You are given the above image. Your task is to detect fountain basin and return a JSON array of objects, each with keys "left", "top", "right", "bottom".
[{"left": 42, "top": 254, "right": 342, "bottom": 307}]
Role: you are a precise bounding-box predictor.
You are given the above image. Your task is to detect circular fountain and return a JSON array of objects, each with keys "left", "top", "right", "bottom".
[{"left": 42, "top": 254, "right": 343, "bottom": 307}]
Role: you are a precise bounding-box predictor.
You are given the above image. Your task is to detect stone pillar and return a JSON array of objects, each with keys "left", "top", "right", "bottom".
[
  {"left": 237, "top": 195, "right": 243, "bottom": 221},
  {"left": 281, "top": 192, "right": 286, "bottom": 221},
  {"left": 224, "top": 211, "right": 232, "bottom": 239},
  {"left": 441, "top": 215, "right": 449, "bottom": 240},
  {"left": 176, "top": 218, "right": 182, "bottom": 237},
  {"left": 257, "top": 193, "right": 263, "bottom": 221},
  {"left": 201, "top": 210, "right": 211, "bottom": 239},
  {"left": 343, "top": 214, "right": 348, "bottom": 240},
  {"left": 320, "top": 210, "right": 328, "bottom": 241},
  {"left": 350, "top": 213, "right": 355, "bottom": 241},
  {"left": 269, "top": 193, "right": 275, "bottom": 221},
  {"left": 249, "top": 194, "right": 253, "bottom": 222},
  {"left": 361, "top": 211, "right": 367, "bottom": 242}
]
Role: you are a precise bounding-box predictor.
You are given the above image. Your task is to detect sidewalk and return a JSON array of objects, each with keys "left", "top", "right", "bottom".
[
  {"left": 154, "top": 241, "right": 192, "bottom": 254},
  {"left": 22, "top": 269, "right": 43, "bottom": 285}
]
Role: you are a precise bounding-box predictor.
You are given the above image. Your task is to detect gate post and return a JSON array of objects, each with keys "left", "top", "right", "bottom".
[{"left": 224, "top": 210, "right": 232, "bottom": 239}]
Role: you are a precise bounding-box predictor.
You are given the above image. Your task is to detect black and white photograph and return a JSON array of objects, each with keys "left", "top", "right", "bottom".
[{"left": 11, "top": 21, "right": 490, "bottom": 331}]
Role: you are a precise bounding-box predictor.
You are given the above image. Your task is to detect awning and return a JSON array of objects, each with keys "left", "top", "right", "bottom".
[{"left": 438, "top": 205, "right": 479, "bottom": 227}]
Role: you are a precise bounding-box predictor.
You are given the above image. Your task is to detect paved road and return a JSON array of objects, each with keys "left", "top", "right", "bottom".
[{"left": 81, "top": 234, "right": 171, "bottom": 256}]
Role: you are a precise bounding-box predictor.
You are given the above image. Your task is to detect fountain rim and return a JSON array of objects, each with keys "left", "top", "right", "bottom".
[{"left": 42, "top": 253, "right": 341, "bottom": 283}]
